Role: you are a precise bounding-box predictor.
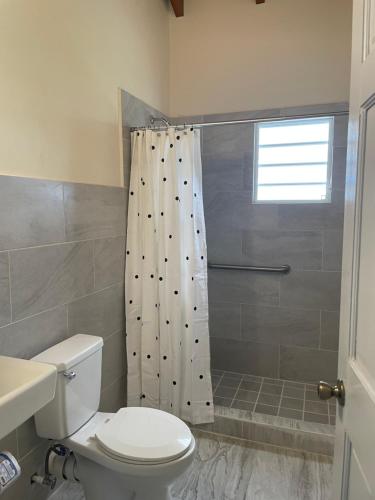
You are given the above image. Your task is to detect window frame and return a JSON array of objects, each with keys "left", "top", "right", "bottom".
[{"left": 252, "top": 116, "right": 334, "bottom": 204}]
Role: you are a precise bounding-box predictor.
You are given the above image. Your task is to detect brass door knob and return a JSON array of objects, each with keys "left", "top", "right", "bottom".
[{"left": 317, "top": 379, "right": 345, "bottom": 407}]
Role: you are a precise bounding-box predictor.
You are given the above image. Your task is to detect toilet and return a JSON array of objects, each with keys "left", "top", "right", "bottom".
[{"left": 32, "top": 334, "right": 196, "bottom": 500}]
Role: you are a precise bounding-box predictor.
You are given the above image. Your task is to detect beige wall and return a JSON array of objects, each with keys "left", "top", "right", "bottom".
[
  {"left": 169, "top": 0, "right": 352, "bottom": 117},
  {"left": 0, "top": 0, "right": 352, "bottom": 184},
  {"left": 0, "top": 0, "right": 170, "bottom": 186}
]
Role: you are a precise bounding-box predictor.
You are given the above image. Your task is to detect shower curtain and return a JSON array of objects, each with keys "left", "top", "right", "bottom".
[{"left": 125, "top": 127, "right": 214, "bottom": 425}]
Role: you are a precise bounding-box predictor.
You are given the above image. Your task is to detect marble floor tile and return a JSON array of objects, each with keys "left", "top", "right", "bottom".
[
  {"left": 172, "top": 431, "right": 332, "bottom": 500},
  {"left": 51, "top": 431, "right": 332, "bottom": 500},
  {"left": 49, "top": 482, "right": 84, "bottom": 500}
]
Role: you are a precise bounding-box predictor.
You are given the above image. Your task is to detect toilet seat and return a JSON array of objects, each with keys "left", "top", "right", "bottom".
[{"left": 95, "top": 407, "right": 192, "bottom": 465}]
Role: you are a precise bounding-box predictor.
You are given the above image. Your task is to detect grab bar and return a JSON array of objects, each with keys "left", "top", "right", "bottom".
[{"left": 208, "top": 263, "right": 291, "bottom": 274}]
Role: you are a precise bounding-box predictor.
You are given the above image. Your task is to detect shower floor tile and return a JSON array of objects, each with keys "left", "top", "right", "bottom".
[{"left": 212, "top": 370, "right": 334, "bottom": 425}]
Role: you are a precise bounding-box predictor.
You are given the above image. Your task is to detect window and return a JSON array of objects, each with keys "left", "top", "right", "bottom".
[{"left": 253, "top": 117, "right": 334, "bottom": 203}]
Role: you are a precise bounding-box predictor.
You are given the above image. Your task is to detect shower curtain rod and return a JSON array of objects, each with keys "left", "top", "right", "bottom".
[{"left": 130, "top": 110, "right": 349, "bottom": 132}]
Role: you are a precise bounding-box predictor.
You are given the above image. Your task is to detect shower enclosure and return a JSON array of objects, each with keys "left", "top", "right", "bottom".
[
  {"left": 197, "top": 103, "right": 347, "bottom": 456},
  {"left": 122, "top": 90, "right": 348, "bottom": 457}
]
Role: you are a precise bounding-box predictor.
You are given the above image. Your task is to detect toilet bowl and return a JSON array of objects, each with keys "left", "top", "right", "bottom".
[
  {"left": 65, "top": 409, "right": 195, "bottom": 500},
  {"left": 32, "top": 335, "right": 195, "bottom": 500}
]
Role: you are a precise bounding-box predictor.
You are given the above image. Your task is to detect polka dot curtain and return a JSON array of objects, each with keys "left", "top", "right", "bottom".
[{"left": 125, "top": 127, "right": 214, "bottom": 425}]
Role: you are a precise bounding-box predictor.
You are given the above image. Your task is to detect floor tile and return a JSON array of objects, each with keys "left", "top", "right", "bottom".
[
  {"left": 54, "top": 430, "right": 334, "bottom": 500},
  {"left": 304, "top": 412, "right": 329, "bottom": 424},
  {"left": 305, "top": 390, "right": 319, "bottom": 401},
  {"left": 304, "top": 400, "right": 329, "bottom": 415},
  {"left": 261, "top": 383, "right": 283, "bottom": 396},
  {"left": 211, "top": 369, "right": 335, "bottom": 427},
  {"left": 258, "top": 393, "right": 281, "bottom": 406},
  {"left": 231, "top": 400, "right": 255, "bottom": 411},
  {"left": 254, "top": 404, "right": 279, "bottom": 416},
  {"left": 236, "top": 389, "right": 259, "bottom": 403},
  {"left": 239, "top": 380, "right": 261, "bottom": 392},
  {"left": 220, "top": 376, "right": 242, "bottom": 388},
  {"left": 283, "top": 386, "right": 304, "bottom": 399},
  {"left": 305, "top": 383, "right": 317, "bottom": 391},
  {"left": 214, "top": 396, "right": 232, "bottom": 407},
  {"left": 280, "top": 397, "right": 304, "bottom": 410},
  {"left": 215, "top": 385, "right": 238, "bottom": 399},
  {"left": 278, "top": 408, "right": 303, "bottom": 419}
]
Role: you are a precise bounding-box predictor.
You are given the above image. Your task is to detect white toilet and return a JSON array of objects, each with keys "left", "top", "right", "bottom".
[{"left": 33, "top": 334, "right": 196, "bottom": 500}]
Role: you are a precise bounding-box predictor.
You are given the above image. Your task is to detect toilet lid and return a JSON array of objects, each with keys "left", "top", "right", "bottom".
[{"left": 95, "top": 407, "right": 192, "bottom": 464}]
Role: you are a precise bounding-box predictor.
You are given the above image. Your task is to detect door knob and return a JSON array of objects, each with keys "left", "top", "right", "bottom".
[{"left": 317, "top": 379, "right": 345, "bottom": 406}]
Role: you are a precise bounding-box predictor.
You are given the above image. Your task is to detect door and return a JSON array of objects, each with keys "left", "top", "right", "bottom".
[{"left": 331, "top": 0, "right": 375, "bottom": 498}]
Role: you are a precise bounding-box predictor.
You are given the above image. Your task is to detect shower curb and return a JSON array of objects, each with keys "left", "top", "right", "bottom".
[{"left": 191, "top": 405, "right": 335, "bottom": 457}]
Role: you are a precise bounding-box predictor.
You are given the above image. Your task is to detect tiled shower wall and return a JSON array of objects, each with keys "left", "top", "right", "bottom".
[
  {"left": 199, "top": 104, "right": 348, "bottom": 384},
  {"left": 0, "top": 178, "right": 128, "bottom": 499},
  {"left": 122, "top": 97, "right": 348, "bottom": 385}
]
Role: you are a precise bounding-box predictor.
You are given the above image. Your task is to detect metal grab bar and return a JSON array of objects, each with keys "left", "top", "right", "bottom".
[{"left": 208, "top": 263, "right": 291, "bottom": 274}]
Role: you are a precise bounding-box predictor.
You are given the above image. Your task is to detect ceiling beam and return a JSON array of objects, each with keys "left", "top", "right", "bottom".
[{"left": 170, "top": 0, "right": 184, "bottom": 17}]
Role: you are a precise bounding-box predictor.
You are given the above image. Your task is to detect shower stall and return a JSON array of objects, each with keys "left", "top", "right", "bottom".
[{"left": 122, "top": 90, "right": 348, "bottom": 457}]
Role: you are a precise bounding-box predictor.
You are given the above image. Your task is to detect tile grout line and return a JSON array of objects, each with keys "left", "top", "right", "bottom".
[
  {"left": 252, "top": 377, "right": 264, "bottom": 414},
  {"left": 213, "top": 369, "right": 336, "bottom": 425},
  {"left": 0, "top": 280, "right": 124, "bottom": 331},
  {"left": 239, "top": 302, "right": 243, "bottom": 341},
  {"left": 2, "top": 234, "right": 126, "bottom": 254},
  {"left": 318, "top": 309, "right": 322, "bottom": 349},
  {"left": 277, "top": 380, "right": 285, "bottom": 417},
  {"left": 62, "top": 183, "right": 68, "bottom": 242},
  {"left": 7, "top": 251, "right": 13, "bottom": 322},
  {"left": 327, "top": 400, "right": 331, "bottom": 423},
  {"left": 65, "top": 304, "right": 69, "bottom": 338},
  {"left": 230, "top": 372, "right": 243, "bottom": 409},
  {"left": 212, "top": 371, "right": 224, "bottom": 396},
  {"left": 92, "top": 240, "right": 96, "bottom": 290}
]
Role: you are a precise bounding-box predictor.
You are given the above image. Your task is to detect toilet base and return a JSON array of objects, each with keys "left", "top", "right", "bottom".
[{"left": 77, "top": 454, "right": 175, "bottom": 500}]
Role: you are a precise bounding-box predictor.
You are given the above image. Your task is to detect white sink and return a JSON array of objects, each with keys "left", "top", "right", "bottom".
[{"left": 0, "top": 356, "right": 57, "bottom": 440}]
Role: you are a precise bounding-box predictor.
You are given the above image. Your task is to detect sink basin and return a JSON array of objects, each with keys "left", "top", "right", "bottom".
[{"left": 0, "top": 356, "right": 57, "bottom": 440}]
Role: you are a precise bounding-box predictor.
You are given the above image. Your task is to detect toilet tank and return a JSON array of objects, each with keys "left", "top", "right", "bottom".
[{"left": 33, "top": 334, "right": 104, "bottom": 440}]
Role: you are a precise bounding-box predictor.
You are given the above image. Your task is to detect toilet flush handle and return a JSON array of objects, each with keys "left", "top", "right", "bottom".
[{"left": 63, "top": 371, "right": 77, "bottom": 381}]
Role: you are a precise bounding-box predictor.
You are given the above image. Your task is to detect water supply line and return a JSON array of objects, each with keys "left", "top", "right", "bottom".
[{"left": 31, "top": 444, "right": 79, "bottom": 490}]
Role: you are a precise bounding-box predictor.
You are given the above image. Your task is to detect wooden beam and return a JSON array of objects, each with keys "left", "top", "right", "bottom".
[
  {"left": 256, "top": 0, "right": 265, "bottom": 3},
  {"left": 170, "top": 0, "right": 184, "bottom": 17}
]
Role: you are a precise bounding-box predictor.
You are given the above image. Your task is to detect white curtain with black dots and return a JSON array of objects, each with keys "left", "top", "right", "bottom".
[{"left": 125, "top": 127, "right": 214, "bottom": 425}]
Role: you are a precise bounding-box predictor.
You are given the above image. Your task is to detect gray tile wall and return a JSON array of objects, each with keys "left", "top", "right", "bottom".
[
  {"left": 198, "top": 103, "right": 348, "bottom": 383},
  {"left": 0, "top": 91, "right": 166, "bottom": 500},
  {"left": 0, "top": 176, "right": 128, "bottom": 500}
]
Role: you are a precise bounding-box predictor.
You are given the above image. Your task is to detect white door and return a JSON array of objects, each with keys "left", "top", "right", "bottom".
[{"left": 330, "top": 0, "right": 375, "bottom": 498}]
